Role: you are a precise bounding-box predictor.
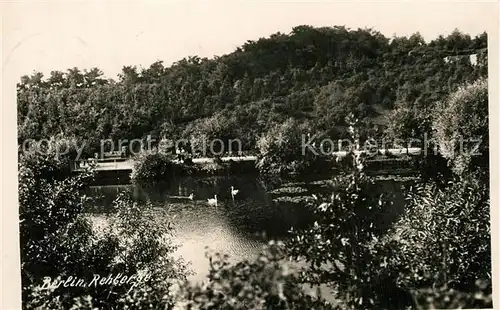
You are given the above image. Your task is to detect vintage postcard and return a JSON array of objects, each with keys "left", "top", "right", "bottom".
[{"left": 2, "top": 1, "right": 498, "bottom": 309}]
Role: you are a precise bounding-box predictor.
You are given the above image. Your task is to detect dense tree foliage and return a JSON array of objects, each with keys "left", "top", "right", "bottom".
[
  {"left": 283, "top": 121, "right": 407, "bottom": 309},
  {"left": 18, "top": 27, "right": 487, "bottom": 154},
  {"left": 256, "top": 118, "right": 331, "bottom": 176},
  {"left": 130, "top": 151, "right": 181, "bottom": 181},
  {"left": 384, "top": 179, "right": 491, "bottom": 309},
  {"left": 433, "top": 78, "right": 488, "bottom": 178},
  {"left": 19, "top": 148, "right": 187, "bottom": 309},
  {"left": 180, "top": 244, "right": 333, "bottom": 310},
  {"left": 283, "top": 83, "right": 491, "bottom": 309},
  {"left": 17, "top": 25, "right": 490, "bottom": 309}
]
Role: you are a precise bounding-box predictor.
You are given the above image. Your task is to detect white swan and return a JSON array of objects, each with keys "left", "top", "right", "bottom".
[
  {"left": 230, "top": 186, "right": 239, "bottom": 198},
  {"left": 207, "top": 195, "right": 218, "bottom": 208},
  {"left": 188, "top": 193, "right": 194, "bottom": 200}
]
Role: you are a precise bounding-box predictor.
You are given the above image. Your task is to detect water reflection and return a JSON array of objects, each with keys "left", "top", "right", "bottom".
[
  {"left": 87, "top": 175, "right": 408, "bottom": 284},
  {"left": 87, "top": 175, "right": 318, "bottom": 282}
]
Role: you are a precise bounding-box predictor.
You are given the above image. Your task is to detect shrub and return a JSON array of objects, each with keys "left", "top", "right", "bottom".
[
  {"left": 286, "top": 159, "right": 491, "bottom": 309},
  {"left": 285, "top": 119, "right": 407, "bottom": 309},
  {"left": 180, "top": 243, "right": 333, "bottom": 309},
  {"left": 19, "top": 151, "right": 106, "bottom": 309},
  {"left": 413, "top": 151, "right": 453, "bottom": 189},
  {"left": 256, "top": 118, "right": 330, "bottom": 177},
  {"left": 182, "top": 112, "right": 240, "bottom": 157},
  {"left": 96, "top": 194, "right": 189, "bottom": 309},
  {"left": 19, "top": 135, "right": 83, "bottom": 178},
  {"left": 285, "top": 118, "right": 492, "bottom": 309},
  {"left": 383, "top": 179, "right": 491, "bottom": 308},
  {"left": 411, "top": 280, "right": 492, "bottom": 309},
  {"left": 20, "top": 152, "right": 187, "bottom": 309},
  {"left": 130, "top": 150, "right": 182, "bottom": 181},
  {"left": 433, "top": 78, "right": 488, "bottom": 177},
  {"left": 286, "top": 162, "right": 404, "bottom": 309}
]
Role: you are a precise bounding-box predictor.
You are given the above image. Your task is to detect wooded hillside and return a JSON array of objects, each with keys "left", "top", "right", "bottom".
[{"left": 17, "top": 26, "right": 487, "bottom": 154}]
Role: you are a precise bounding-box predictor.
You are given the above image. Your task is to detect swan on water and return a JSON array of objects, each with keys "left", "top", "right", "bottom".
[
  {"left": 207, "top": 195, "right": 218, "bottom": 208},
  {"left": 230, "top": 186, "right": 239, "bottom": 198}
]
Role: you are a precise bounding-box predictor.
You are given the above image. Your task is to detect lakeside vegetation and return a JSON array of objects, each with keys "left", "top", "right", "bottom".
[
  {"left": 18, "top": 26, "right": 486, "bottom": 154},
  {"left": 18, "top": 25, "right": 490, "bottom": 309}
]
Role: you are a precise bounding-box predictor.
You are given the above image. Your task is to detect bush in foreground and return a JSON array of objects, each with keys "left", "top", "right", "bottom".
[
  {"left": 20, "top": 151, "right": 187, "bottom": 309},
  {"left": 284, "top": 115, "right": 491, "bottom": 309},
  {"left": 383, "top": 179, "right": 491, "bottom": 308},
  {"left": 180, "top": 243, "right": 333, "bottom": 310}
]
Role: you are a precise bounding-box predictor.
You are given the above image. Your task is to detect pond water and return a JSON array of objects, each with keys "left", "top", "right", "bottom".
[
  {"left": 87, "top": 174, "right": 407, "bottom": 286},
  {"left": 87, "top": 175, "right": 322, "bottom": 282}
]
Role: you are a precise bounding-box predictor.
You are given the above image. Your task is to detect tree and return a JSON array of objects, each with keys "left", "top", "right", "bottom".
[
  {"left": 182, "top": 112, "right": 239, "bottom": 157},
  {"left": 48, "top": 70, "right": 66, "bottom": 88},
  {"left": 286, "top": 121, "right": 406, "bottom": 309},
  {"left": 432, "top": 78, "right": 488, "bottom": 178},
  {"left": 83, "top": 67, "right": 107, "bottom": 87},
  {"left": 141, "top": 60, "right": 165, "bottom": 83},
  {"left": 286, "top": 116, "right": 491, "bottom": 309},
  {"left": 17, "top": 27, "right": 485, "bottom": 166},
  {"left": 67, "top": 67, "right": 85, "bottom": 88},
  {"left": 19, "top": 145, "right": 187, "bottom": 309},
  {"left": 119, "top": 66, "right": 141, "bottom": 84},
  {"left": 384, "top": 101, "right": 431, "bottom": 149},
  {"left": 256, "top": 118, "right": 327, "bottom": 176}
]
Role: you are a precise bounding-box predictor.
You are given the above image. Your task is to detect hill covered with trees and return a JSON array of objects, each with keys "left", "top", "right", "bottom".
[
  {"left": 17, "top": 25, "right": 491, "bottom": 309},
  {"left": 17, "top": 25, "right": 487, "bottom": 155}
]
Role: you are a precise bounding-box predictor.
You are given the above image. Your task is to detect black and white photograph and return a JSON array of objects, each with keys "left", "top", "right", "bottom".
[{"left": 2, "top": 1, "right": 497, "bottom": 309}]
